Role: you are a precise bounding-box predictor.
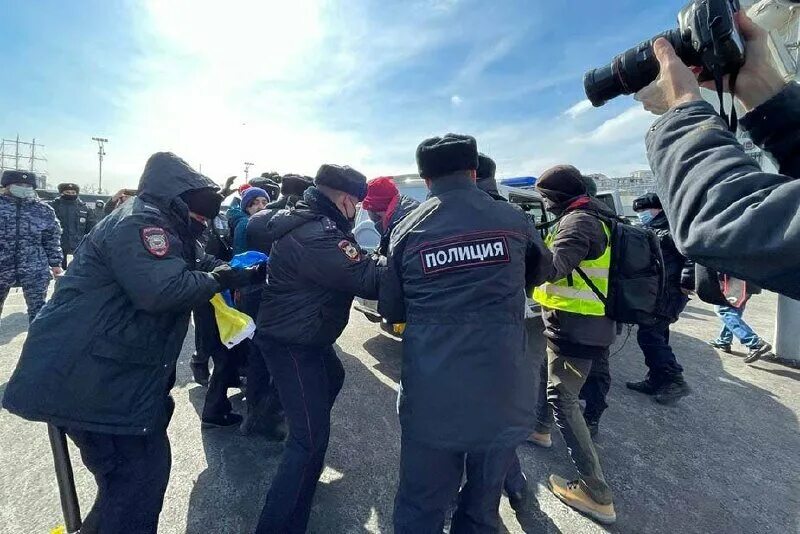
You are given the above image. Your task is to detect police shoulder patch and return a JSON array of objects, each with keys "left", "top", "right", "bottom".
[
  {"left": 338, "top": 239, "right": 361, "bottom": 261},
  {"left": 140, "top": 226, "right": 170, "bottom": 258}
]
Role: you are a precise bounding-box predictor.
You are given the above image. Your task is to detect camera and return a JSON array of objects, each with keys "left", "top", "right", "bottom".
[{"left": 584, "top": 0, "right": 746, "bottom": 107}]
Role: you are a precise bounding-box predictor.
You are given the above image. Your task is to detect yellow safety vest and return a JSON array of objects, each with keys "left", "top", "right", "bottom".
[{"left": 533, "top": 221, "right": 611, "bottom": 317}]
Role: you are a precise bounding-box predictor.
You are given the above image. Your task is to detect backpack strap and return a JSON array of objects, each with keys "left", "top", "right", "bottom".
[{"left": 574, "top": 266, "right": 609, "bottom": 306}]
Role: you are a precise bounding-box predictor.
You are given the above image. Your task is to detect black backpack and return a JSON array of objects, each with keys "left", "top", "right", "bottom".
[{"left": 539, "top": 208, "right": 667, "bottom": 326}]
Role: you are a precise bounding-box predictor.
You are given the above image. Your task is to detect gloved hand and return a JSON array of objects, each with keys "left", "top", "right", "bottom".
[{"left": 211, "top": 264, "right": 259, "bottom": 290}]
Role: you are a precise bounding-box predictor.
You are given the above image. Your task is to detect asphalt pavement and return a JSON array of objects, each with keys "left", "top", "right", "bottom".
[{"left": 1, "top": 287, "right": 798, "bottom": 533}]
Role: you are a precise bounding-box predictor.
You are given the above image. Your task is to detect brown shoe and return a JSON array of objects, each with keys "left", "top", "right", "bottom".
[
  {"left": 547, "top": 474, "right": 616, "bottom": 524},
  {"left": 527, "top": 431, "right": 552, "bottom": 448}
]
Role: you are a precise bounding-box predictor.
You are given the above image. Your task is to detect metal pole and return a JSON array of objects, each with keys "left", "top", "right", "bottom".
[
  {"left": 774, "top": 295, "right": 800, "bottom": 362},
  {"left": 92, "top": 137, "right": 108, "bottom": 194},
  {"left": 46, "top": 425, "right": 82, "bottom": 533},
  {"left": 244, "top": 161, "right": 254, "bottom": 182}
]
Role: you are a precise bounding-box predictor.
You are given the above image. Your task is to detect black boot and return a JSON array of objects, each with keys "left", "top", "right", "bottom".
[
  {"left": 654, "top": 378, "right": 691, "bottom": 405},
  {"left": 202, "top": 412, "right": 243, "bottom": 429},
  {"left": 625, "top": 377, "right": 661, "bottom": 396},
  {"left": 190, "top": 354, "right": 210, "bottom": 387}
]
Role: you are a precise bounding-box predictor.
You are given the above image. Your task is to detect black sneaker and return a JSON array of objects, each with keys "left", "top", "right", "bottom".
[
  {"left": 190, "top": 358, "right": 210, "bottom": 387},
  {"left": 744, "top": 340, "right": 772, "bottom": 364},
  {"left": 202, "top": 412, "right": 243, "bottom": 429},
  {"left": 707, "top": 340, "right": 732, "bottom": 354},
  {"left": 506, "top": 475, "right": 536, "bottom": 515},
  {"left": 654, "top": 380, "right": 691, "bottom": 405},
  {"left": 240, "top": 414, "right": 288, "bottom": 441},
  {"left": 625, "top": 378, "right": 660, "bottom": 396}
]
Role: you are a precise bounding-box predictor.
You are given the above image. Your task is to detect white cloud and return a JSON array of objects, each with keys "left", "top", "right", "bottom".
[
  {"left": 563, "top": 99, "right": 593, "bottom": 119},
  {"left": 569, "top": 105, "right": 652, "bottom": 146},
  {"left": 451, "top": 95, "right": 463, "bottom": 107}
]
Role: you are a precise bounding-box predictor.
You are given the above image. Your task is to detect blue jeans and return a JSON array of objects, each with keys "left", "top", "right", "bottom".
[
  {"left": 255, "top": 336, "right": 345, "bottom": 534},
  {"left": 715, "top": 303, "right": 760, "bottom": 348}
]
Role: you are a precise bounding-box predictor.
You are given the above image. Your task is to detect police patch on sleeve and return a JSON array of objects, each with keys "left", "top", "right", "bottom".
[
  {"left": 420, "top": 235, "right": 510, "bottom": 275},
  {"left": 338, "top": 240, "right": 361, "bottom": 261},
  {"left": 140, "top": 227, "right": 170, "bottom": 258}
]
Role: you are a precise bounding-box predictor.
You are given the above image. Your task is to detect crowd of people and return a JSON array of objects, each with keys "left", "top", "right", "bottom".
[{"left": 0, "top": 12, "right": 798, "bottom": 534}]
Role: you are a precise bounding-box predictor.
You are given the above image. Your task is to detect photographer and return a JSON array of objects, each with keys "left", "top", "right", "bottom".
[{"left": 635, "top": 12, "right": 799, "bottom": 299}]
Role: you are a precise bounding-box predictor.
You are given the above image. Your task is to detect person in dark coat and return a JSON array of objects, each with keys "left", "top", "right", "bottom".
[
  {"left": 532, "top": 165, "right": 617, "bottom": 524},
  {"left": 50, "top": 182, "right": 97, "bottom": 269},
  {"left": 232, "top": 187, "right": 269, "bottom": 255},
  {"left": 626, "top": 193, "right": 693, "bottom": 403},
  {"left": 253, "top": 164, "right": 382, "bottom": 533},
  {"left": 2, "top": 152, "right": 256, "bottom": 533},
  {"left": 476, "top": 151, "right": 506, "bottom": 201},
  {"left": 636, "top": 14, "right": 800, "bottom": 299},
  {"left": 246, "top": 174, "right": 313, "bottom": 254},
  {"left": 361, "top": 176, "right": 420, "bottom": 255},
  {"left": 379, "top": 134, "right": 552, "bottom": 533},
  {"left": 0, "top": 170, "right": 63, "bottom": 322}
]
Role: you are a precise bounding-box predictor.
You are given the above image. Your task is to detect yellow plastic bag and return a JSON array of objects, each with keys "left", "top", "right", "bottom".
[{"left": 209, "top": 293, "right": 256, "bottom": 349}]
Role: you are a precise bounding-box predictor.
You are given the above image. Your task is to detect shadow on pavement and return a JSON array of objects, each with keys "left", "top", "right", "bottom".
[
  {"left": 583, "top": 328, "right": 800, "bottom": 533},
  {"left": 0, "top": 312, "right": 27, "bottom": 346},
  {"left": 362, "top": 333, "right": 403, "bottom": 384},
  {"left": 683, "top": 305, "right": 718, "bottom": 318},
  {"left": 185, "top": 385, "right": 281, "bottom": 534},
  {"left": 751, "top": 364, "right": 800, "bottom": 382}
]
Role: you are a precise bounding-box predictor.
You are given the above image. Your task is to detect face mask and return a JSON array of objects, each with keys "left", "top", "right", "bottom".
[
  {"left": 62, "top": 193, "right": 78, "bottom": 200},
  {"left": 544, "top": 198, "right": 562, "bottom": 214},
  {"left": 638, "top": 211, "right": 655, "bottom": 226},
  {"left": 189, "top": 218, "right": 208, "bottom": 237},
  {"left": 9, "top": 184, "right": 35, "bottom": 199}
]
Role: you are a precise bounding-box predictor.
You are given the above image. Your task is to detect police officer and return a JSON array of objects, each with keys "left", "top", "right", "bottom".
[
  {"left": 50, "top": 182, "right": 97, "bottom": 269},
  {"left": 379, "top": 134, "right": 551, "bottom": 533},
  {"left": 3, "top": 152, "right": 256, "bottom": 533},
  {"left": 253, "top": 164, "right": 382, "bottom": 532},
  {"left": 626, "top": 193, "right": 693, "bottom": 403},
  {"left": 532, "top": 165, "right": 617, "bottom": 524},
  {"left": 0, "top": 170, "right": 63, "bottom": 322},
  {"left": 361, "top": 176, "right": 420, "bottom": 255}
]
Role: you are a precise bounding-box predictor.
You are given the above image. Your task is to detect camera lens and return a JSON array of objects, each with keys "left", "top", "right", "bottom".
[{"left": 583, "top": 66, "right": 622, "bottom": 108}]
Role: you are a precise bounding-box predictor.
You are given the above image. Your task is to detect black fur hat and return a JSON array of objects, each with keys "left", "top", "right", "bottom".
[
  {"left": 281, "top": 174, "right": 314, "bottom": 197},
  {"left": 1, "top": 170, "right": 37, "bottom": 188},
  {"left": 416, "top": 133, "right": 478, "bottom": 179},
  {"left": 314, "top": 164, "right": 368, "bottom": 200},
  {"left": 58, "top": 182, "right": 80, "bottom": 194},
  {"left": 477, "top": 153, "right": 496, "bottom": 180}
]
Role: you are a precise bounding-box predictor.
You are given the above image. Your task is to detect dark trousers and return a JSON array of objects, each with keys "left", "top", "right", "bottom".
[
  {"left": 543, "top": 348, "right": 612, "bottom": 504},
  {"left": 536, "top": 349, "right": 610, "bottom": 428},
  {"left": 65, "top": 428, "right": 171, "bottom": 534},
  {"left": 503, "top": 451, "right": 526, "bottom": 496},
  {"left": 255, "top": 337, "right": 345, "bottom": 533},
  {"left": 193, "top": 302, "right": 240, "bottom": 420},
  {"left": 394, "top": 434, "right": 517, "bottom": 534},
  {"left": 636, "top": 319, "right": 684, "bottom": 383}
]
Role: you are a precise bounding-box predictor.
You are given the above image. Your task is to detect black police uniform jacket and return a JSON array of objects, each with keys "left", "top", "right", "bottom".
[
  {"left": 378, "top": 174, "right": 552, "bottom": 451},
  {"left": 257, "top": 187, "right": 381, "bottom": 346},
  {"left": 50, "top": 196, "right": 97, "bottom": 254},
  {"left": 3, "top": 152, "right": 222, "bottom": 435}
]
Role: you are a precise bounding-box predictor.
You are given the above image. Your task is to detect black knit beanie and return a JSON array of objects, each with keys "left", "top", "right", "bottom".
[{"left": 180, "top": 187, "right": 223, "bottom": 219}]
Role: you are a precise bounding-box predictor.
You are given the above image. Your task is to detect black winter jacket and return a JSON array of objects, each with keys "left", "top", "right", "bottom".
[
  {"left": 50, "top": 196, "right": 97, "bottom": 253},
  {"left": 378, "top": 174, "right": 552, "bottom": 450},
  {"left": 539, "top": 199, "right": 617, "bottom": 359},
  {"left": 257, "top": 187, "right": 381, "bottom": 347},
  {"left": 3, "top": 152, "right": 222, "bottom": 435},
  {"left": 646, "top": 82, "right": 800, "bottom": 299}
]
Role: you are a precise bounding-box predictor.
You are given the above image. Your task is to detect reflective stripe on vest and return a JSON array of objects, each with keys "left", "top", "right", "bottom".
[{"left": 532, "top": 221, "right": 611, "bottom": 317}]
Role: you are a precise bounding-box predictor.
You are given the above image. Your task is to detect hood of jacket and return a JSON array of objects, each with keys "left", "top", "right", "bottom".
[{"left": 136, "top": 152, "right": 219, "bottom": 225}]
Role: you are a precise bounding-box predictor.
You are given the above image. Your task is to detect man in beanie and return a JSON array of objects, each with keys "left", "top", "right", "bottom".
[
  {"left": 379, "top": 134, "right": 551, "bottom": 533},
  {"left": 3, "top": 152, "right": 257, "bottom": 532},
  {"left": 50, "top": 182, "right": 96, "bottom": 269},
  {"left": 253, "top": 164, "right": 382, "bottom": 532},
  {"left": 531, "top": 164, "right": 617, "bottom": 524},
  {"left": 362, "top": 176, "right": 420, "bottom": 255},
  {"left": 627, "top": 193, "right": 693, "bottom": 403},
  {"left": 0, "top": 170, "right": 63, "bottom": 322}
]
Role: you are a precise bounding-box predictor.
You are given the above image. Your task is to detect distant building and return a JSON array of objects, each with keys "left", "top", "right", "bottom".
[{"left": 588, "top": 171, "right": 656, "bottom": 197}]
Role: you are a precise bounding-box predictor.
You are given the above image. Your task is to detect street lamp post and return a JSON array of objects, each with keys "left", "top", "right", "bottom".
[
  {"left": 244, "top": 161, "right": 254, "bottom": 182},
  {"left": 92, "top": 137, "right": 108, "bottom": 194}
]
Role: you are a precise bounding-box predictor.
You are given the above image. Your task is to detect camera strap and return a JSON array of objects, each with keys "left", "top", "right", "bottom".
[{"left": 714, "top": 69, "right": 739, "bottom": 132}]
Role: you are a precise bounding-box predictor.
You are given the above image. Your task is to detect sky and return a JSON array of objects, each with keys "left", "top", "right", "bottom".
[{"left": 0, "top": 0, "right": 689, "bottom": 192}]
